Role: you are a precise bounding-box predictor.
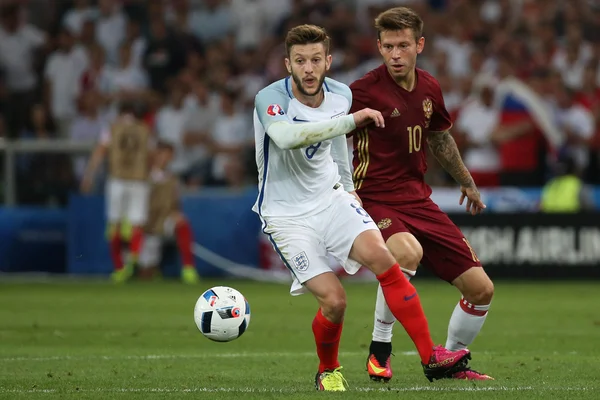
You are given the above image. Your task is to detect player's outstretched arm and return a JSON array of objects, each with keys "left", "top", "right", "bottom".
[
  {"left": 264, "top": 109, "right": 384, "bottom": 150},
  {"left": 255, "top": 85, "right": 383, "bottom": 150},
  {"left": 427, "top": 130, "right": 486, "bottom": 214},
  {"left": 267, "top": 116, "right": 355, "bottom": 150}
]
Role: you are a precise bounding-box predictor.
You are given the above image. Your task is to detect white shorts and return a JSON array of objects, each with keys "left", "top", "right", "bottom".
[
  {"left": 262, "top": 188, "right": 379, "bottom": 296},
  {"left": 138, "top": 216, "right": 177, "bottom": 268},
  {"left": 106, "top": 178, "right": 149, "bottom": 226}
]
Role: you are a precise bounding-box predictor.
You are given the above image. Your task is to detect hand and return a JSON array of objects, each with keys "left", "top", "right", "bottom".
[
  {"left": 489, "top": 129, "right": 507, "bottom": 144},
  {"left": 349, "top": 190, "right": 362, "bottom": 207},
  {"left": 80, "top": 176, "right": 93, "bottom": 194},
  {"left": 564, "top": 128, "right": 577, "bottom": 144},
  {"left": 459, "top": 185, "right": 486, "bottom": 215},
  {"left": 352, "top": 108, "right": 385, "bottom": 129}
]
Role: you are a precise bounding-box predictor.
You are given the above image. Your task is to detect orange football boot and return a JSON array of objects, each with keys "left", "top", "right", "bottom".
[{"left": 366, "top": 353, "right": 393, "bottom": 382}]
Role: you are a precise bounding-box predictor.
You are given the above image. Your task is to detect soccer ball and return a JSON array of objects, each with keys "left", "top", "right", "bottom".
[{"left": 194, "top": 286, "right": 251, "bottom": 342}]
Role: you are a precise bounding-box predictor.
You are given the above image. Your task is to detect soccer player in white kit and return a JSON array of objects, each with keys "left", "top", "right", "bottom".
[{"left": 252, "top": 24, "right": 471, "bottom": 391}]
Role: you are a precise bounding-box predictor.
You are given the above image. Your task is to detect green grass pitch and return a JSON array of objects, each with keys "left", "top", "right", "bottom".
[{"left": 0, "top": 279, "right": 599, "bottom": 399}]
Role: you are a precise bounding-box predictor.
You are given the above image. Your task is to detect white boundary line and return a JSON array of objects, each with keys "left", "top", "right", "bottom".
[
  {"left": 0, "top": 386, "right": 594, "bottom": 394},
  {"left": 0, "top": 351, "right": 417, "bottom": 362},
  {"left": 0, "top": 350, "right": 584, "bottom": 362}
]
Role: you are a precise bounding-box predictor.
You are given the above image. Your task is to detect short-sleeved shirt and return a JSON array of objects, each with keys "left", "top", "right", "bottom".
[{"left": 350, "top": 65, "right": 452, "bottom": 206}]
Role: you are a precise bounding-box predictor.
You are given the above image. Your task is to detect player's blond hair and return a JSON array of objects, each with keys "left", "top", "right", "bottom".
[
  {"left": 285, "top": 24, "right": 330, "bottom": 57},
  {"left": 374, "top": 7, "right": 424, "bottom": 41}
]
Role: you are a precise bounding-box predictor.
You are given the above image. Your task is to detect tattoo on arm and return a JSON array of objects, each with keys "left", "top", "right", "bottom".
[{"left": 427, "top": 130, "right": 475, "bottom": 188}]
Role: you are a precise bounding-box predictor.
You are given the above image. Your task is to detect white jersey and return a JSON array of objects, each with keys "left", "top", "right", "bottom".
[{"left": 253, "top": 77, "right": 352, "bottom": 219}]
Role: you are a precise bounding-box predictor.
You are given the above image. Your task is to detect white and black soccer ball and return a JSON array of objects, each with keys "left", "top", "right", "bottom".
[{"left": 194, "top": 286, "right": 251, "bottom": 342}]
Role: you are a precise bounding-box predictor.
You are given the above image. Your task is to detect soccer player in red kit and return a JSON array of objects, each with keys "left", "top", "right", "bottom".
[
  {"left": 256, "top": 24, "right": 472, "bottom": 390},
  {"left": 350, "top": 7, "right": 494, "bottom": 381}
]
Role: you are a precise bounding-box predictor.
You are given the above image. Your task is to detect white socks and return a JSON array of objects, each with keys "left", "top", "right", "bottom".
[
  {"left": 372, "top": 269, "right": 414, "bottom": 342},
  {"left": 445, "top": 297, "right": 490, "bottom": 351}
]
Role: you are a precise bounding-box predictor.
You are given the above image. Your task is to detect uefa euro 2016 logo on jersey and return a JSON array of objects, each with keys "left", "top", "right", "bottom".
[
  {"left": 292, "top": 251, "right": 310, "bottom": 271},
  {"left": 423, "top": 98, "right": 433, "bottom": 128},
  {"left": 267, "top": 104, "right": 285, "bottom": 117}
]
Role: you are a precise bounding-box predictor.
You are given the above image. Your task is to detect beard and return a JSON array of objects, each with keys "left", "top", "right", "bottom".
[{"left": 291, "top": 71, "right": 326, "bottom": 97}]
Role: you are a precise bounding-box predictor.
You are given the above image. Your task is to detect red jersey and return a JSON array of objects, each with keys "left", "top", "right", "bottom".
[{"left": 350, "top": 64, "right": 452, "bottom": 206}]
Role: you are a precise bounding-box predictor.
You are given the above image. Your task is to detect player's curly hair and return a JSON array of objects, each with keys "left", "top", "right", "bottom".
[
  {"left": 374, "top": 7, "right": 424, "bottom": 41},
  {"left": 285, "top": 24, "right": 330, "bottom": 57}
]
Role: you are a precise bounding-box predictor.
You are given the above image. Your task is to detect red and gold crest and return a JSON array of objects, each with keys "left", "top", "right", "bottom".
[
  {"left": 423, "top": 98, "right": 433, "bottom": 128},
  {"left": 377, "top": 218, "right": 392, "bottom": 230}
]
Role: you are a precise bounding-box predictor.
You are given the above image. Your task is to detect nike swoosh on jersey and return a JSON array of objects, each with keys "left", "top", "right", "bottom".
[
  {"left": 293, "top": 116, "right": 310, "bottom": 122},
  {"left": 368, "top": 359, "right": 387, "bottom": 374}
]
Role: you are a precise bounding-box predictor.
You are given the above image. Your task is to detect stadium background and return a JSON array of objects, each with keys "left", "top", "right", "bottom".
[
  {"left": 1, "top": 1, "right": 599, "bottom": 398},
  {"left": 0, "top": 0, "right": 598, "bottom": 279}
]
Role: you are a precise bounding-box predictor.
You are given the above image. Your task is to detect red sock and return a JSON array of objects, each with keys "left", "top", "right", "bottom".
[
  {"left": 175, "top": 219, "right": 194, "bottom": 267},
  {"left": 109, "top": 231, "right": 123, "bottom": 271},
  {"left": 129, "top": 226, "right": 144, "bottom": 259},
  {"left": 376, "top": 264, "right": 434, "bottom": 364},
  {"left": 312, "top": 308, "right": 343, "bottom": 373}
]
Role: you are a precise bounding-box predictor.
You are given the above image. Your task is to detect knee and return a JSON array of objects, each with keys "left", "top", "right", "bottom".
[
  {"left": 173, "top": 212, "right": 186, "bottom": 226},
  {"left": 108, "top": 223, "right": 119, "bottom": 239},
  {"left": 400, "top": 243, "right": 423, "bottom": 271},
  {"left": 465, "top": 280, "right": 494, "bottom": 305},
  {"left": 350, "top": 230, "right": 398, "bottom": 275},
  {"left": 362, "top": 242, "right": 397, "bottom": 275},
  {"left": 320, "top": 292, "right": 347, "bottom": 322},
  {"left": 387, "top": 233, "right": 423, "bottom": 271}
]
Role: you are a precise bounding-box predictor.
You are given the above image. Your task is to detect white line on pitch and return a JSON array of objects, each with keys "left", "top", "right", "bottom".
[
  {"left": 0, "top": 351, "right": 418, "bottom": 362},
  {"left": 0, "top": 350, "right": 583, "bottom": 363},
  {"left": 0, "top": 386, "right": 594, "bottom": 394}
]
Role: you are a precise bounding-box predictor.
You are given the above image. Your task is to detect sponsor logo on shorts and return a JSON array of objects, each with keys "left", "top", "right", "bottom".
[
  {"left": 292, "top": 251, "right": 309, "bottom": 271},
  {"left": 377, "top": 218, "right": 392, "bottom": 229}
]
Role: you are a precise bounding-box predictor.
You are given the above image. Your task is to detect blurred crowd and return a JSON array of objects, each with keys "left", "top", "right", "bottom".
[{"left": 0, "top": 0, "right": 599, "bottom": 206}]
